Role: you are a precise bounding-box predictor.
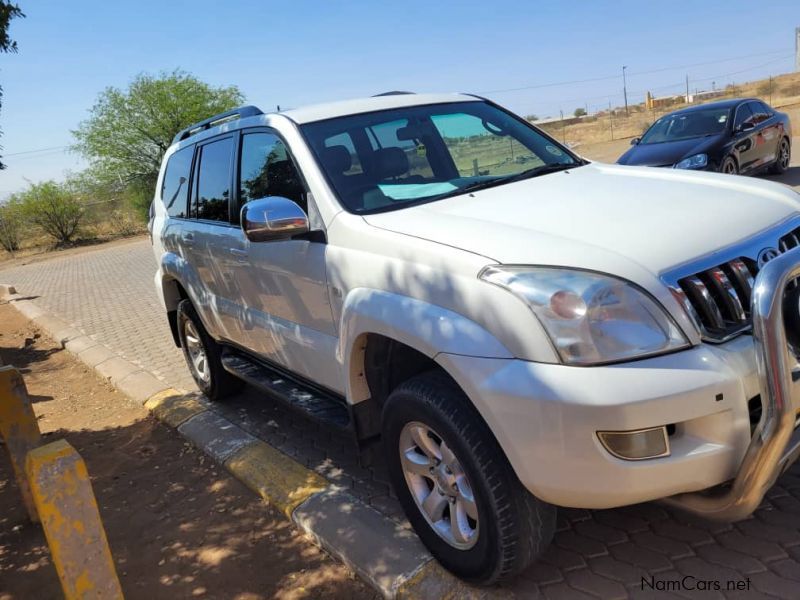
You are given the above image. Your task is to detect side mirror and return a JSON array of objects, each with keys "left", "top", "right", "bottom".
[
  {"left": 241, "top": 197, "right": 309, "bottom": 243},
  {"left": 630, "top": 137, "right": 640, "bottom": 145},
  {"left": 738, "top": 122, "right": 755, "bottom": 133}
]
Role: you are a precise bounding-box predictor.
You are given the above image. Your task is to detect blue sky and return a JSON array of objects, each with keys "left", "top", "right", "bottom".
[{"left": 1, "top": 0, "right": 799, "bottom": 196}]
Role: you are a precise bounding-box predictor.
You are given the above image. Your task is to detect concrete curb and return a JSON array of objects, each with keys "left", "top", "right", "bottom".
[{"left": 0, "top": 286, "right": 492, "bottom": 599}]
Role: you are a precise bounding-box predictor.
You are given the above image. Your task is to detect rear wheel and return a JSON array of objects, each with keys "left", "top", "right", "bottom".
[
  {"left": 177, "top": 299, "right": 243, "bottom": 400},
  {"left": 770, "top": 138, "right": 791, "bottom": 174},
  {"left": 382, "top": 371, "right": 556, "bottom": 584},
  {"left": 721, "top": 156, "right": 738, "bottom": 175}
]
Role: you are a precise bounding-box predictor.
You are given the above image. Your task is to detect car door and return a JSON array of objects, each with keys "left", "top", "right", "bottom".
[
  {"left": 185, "top": 134, "right": 250, "bottom": 345},
  {"left": 752, "top": 100, "right": 782, "bottom": 167},
  {"left": 732, "top": 102, "right": 759, "bottom": 173},
  {"left": 231, "top": 128, "right": 340, "bottom": 391}
]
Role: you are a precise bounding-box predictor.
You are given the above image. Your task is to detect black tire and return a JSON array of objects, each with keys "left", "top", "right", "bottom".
[
  {"left": 176, "top": 299, "right": 243, "bottom": 401},
  {"left": 720, "top": 156, "right": 738, "bottom": 175},
  {"left": 382, "top": 371, "right": 556, "bottom": 584},
  {"left": 770, "top": 137, "right": 791, "bottom": 175}
]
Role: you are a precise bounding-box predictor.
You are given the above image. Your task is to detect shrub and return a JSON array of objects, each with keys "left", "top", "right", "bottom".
[
  {"left": 18, "top": 181, "right": 84, "bottom": 246},
  {"left": 0, "top": 196, "right": 22, "bottom": 252},
  {"left": 574, "top": 107, "right": 587, "bottom": 117}
]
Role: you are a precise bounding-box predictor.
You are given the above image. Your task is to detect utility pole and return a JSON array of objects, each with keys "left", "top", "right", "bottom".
[
  {"left": 685, "top": 74, "right": 690, "bottom": 104},
  {"left": 560, "top": 109, "right": 566, "bottom": 143},
  {"left": 622, "top": 66, "right": 629, "bottom": 117},
  {"left": 609, "top": 100, "right": 614, "bottom": 141},
  {"left": 796, "top": 27, "right": 800, "bottom": 72}
]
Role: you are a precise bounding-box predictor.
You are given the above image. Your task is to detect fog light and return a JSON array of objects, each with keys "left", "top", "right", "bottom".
[{"left": 597, "top": 426, "right": 670, "bottom": 460}]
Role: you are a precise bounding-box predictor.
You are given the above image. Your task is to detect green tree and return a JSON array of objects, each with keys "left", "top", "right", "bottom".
[
  {"left": 573, "top": 107, "right": 587, "bottom": 117},
  {"left": 18, "top": 180, "right": 84, "bottom": 246},
  {"left": 0, "top": 1, "right": 25, "bottom": 169},
  {"left": 0, "top": 194, "right": 22, "bottom": 252},
  {"left": 72, "top": 70, "right": 243, "bottom": 193}
]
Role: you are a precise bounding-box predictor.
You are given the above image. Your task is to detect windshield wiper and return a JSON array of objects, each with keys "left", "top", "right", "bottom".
[{"left": 495, "top": 162, "right": 579, "bottom": 185}]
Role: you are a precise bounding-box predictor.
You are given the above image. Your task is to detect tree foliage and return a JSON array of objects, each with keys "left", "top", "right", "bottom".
[
  {"left": 0, "top": 195, "right": 22, "bottom": 252},
  {"left": 0, "top": 1, "right": 25, "bottom": 169},
  {"left": 573, "top": 107, "right": 587, "bottom": 117},
  {"left": 18, "top": 181, "right": 84, "bottom": 246},
  {"left": 72, "top": 70, "right": 243, "bottom": 191}
]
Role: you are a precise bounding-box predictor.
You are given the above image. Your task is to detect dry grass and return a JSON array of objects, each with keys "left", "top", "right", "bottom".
[{"left": 536, "top": 71, "right": 800, "bottom": 148}]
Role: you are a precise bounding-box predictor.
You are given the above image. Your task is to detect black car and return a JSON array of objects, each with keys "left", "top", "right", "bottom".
[{"left": 617, "top": 98, "right": 791, "bottom": 175}]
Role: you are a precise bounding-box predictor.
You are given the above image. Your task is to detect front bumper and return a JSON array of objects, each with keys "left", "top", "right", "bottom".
[{"left": 436, "top": 249, "right": 800, "bottom": 518}]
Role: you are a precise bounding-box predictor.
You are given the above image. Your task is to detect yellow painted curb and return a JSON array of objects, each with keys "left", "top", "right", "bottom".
[
  {"left": 0, "top": 365, "right": 42, "bottom": 521},
  {"left": 26, "top": 439, "right": 124, "bottom": 600},
  {"left": 224, "top": 440, "right": 328, "bottom": 518},
  {"left": 144, "top": 389, "right": 206, "bottom": 428},
  {"left": 396, "top": 560, "right": 493, "bottom": 600}
]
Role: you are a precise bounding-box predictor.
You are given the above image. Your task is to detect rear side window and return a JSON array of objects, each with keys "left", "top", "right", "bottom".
[
  {"left": 161, "top": 146, "right": 193, "bottom": 218},
  {"left": 194, "top": 137, "right": 234, "bottom": 222}
]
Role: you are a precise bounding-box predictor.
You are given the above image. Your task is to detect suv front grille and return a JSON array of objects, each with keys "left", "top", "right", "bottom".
[{"left": 672, "top": 225, "right": 800, "bottom": 341}]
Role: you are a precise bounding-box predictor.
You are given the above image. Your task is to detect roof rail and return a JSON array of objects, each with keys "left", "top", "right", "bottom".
[
  {"left": 372, "top": 91, "right": 415, "bottom": 97},
  {"left": 172, "top": 105, "right": 264, "bottom": 144}
]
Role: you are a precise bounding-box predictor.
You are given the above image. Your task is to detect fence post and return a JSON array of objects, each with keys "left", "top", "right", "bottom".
[
  {"left": 26, "top": 439, "right": 124, "bottom": 600},
  {"left": 0, "top": 365, "right": 42, "bottom": 521}
]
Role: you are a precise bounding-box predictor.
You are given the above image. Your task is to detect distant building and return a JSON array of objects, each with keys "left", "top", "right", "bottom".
[{"left": 685, "top": 90, "right": 725, "bottom": 104}]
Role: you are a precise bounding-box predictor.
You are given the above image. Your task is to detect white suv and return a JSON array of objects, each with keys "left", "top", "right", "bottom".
[{"left": 151, "top": 93, "right": 800, "bottom": 583}]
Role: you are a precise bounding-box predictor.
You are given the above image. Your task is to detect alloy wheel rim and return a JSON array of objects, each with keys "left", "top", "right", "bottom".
[
  {"left": 184, "top": 321, "right": 210, "bottom": 383},
  {"left": 724, "top": 160, "right": 736, "bottom": 174},
  {"left": 399, "top": 421, "right": 479, "bottom": 549},
  {"left": 780, "top": 141, "right": 790, "bottom": 169}
]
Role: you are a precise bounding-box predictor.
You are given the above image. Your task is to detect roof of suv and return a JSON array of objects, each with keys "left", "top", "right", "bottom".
[{"left": 282, "top": 92, "right": 478, "bottom": 124}]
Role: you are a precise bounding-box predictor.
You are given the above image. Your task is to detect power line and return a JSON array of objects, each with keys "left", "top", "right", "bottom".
[
  {"left": 478, "top": 48, "right": 792, "bottom": 95},
  {"left": 2, "top": 145, "right": 69, "bottom": 157}
]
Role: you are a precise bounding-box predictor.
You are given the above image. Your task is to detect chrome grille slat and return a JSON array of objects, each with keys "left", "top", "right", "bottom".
[
  {"left": 683, "top": 276, "right": 726, "bottom": 331},
  {"left": 665, "top": 220, "right": 800, "bottom": 342},
  {"left": 707, "top": 267, "right": 747, "bottom": 323}
]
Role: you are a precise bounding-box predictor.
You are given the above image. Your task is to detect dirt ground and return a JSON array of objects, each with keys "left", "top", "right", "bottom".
[{"left": 0, "top": 302, "right": 376, "bottom": 600}]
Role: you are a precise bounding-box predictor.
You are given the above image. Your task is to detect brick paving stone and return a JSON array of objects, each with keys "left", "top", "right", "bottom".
[
  {"left": 565, "top": 568, "right": 628, "bottom": 599},
  {"left": 4, "top": 238, "right": 800, "bottom": 599},
  {"left": 749, "top": 570, "right": 800, "bottom": 600}
]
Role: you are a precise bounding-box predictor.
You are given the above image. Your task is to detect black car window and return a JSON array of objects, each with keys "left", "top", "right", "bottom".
[
  {"left": 239, "top": 132, "right": 307, "bottom": 212},
  {"left": 754, "top": 101, "right": 773, "bottom": 120},
  {"left": 734, "top": 103, "right": 754, "bottom": 130},
  {"left": 161, "top": 146, "right": 193, "bottom": 219},
  {"left": 194, "top": 137, "right": 234, "bottom": 222}
]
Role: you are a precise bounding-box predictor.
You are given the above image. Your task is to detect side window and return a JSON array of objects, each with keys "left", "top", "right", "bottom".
[
  {"left": 194, "top": 137, "right": 234, "bottom": 222},
  {"left": 239, "top": 132, "right": 306, "bottom": 211},
  {"left": 734, "top": 103, "right": 754, "bottom": 130},
  {"left": 161, "top": 146, "right": 193, "bottom": 218},
  {"left": 755, "top": 101, "right": 773, "bottom": 121}
]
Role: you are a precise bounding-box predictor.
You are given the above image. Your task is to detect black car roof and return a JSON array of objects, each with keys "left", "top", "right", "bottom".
[{"left": 667, "top": 98, "right": 755, "bottom": 116}]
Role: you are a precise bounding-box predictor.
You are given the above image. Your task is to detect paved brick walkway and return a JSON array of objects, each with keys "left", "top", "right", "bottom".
[{"left": 2, "top": 238, "right": 799, "bottom": 598}]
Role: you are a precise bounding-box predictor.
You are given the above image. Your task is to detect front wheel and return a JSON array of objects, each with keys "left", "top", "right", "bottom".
[
  {"left": 720, "top": 156, "right": 738, "bottom": 175},
  {"left": 382, "top": 372, "right": 556, "bottom": 584}
]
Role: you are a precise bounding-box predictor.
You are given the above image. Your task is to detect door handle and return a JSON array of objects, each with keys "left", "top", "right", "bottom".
[
  {"left": 229, "top": 248, "right": 248, "bottom": 261},
  {"left": 181, "top": 232, "right": 195, "bottom": 246}
]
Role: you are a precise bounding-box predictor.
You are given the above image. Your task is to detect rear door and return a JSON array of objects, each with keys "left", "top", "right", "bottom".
[
  {"left": 185, "top": 134, "right": 249, "bottom": 344},
  {"left": 751, "top": 101, "right": 782, "bottom": 167}
]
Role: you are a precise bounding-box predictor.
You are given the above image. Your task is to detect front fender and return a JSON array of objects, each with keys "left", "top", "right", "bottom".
[{"left": 338, "top": 288, "right": 512, "bottom": 403}]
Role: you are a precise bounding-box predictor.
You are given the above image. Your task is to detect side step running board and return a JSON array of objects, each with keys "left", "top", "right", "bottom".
[{"left": 220, "top": 350, "right": 352, "bottom": 431}]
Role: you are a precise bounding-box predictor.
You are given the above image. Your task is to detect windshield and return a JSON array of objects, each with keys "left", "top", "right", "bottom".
[
  {"left": 301, "top": 101, "right": 581, "bottom": 213},
  {"left": 639, "top": 107, "right": 731, "bottom": 144}
]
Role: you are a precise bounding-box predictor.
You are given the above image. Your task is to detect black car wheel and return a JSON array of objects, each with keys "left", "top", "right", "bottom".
[
  {"left": 770, "top": 138, "right": 791, "bottom": 175},
  {"left": 721, "top": 156, "right": 738, "bottom": 175},
  {"left": 177, "top": 299, "right": 243, "bottom": 401},
  {"left": 382, "top": 371, "right": 556, "bottom": 584}
]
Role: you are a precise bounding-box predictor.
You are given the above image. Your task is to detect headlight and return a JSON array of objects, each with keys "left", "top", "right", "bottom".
[
  {"left": 480, "top": 266, "right": 689, "bottom": 365},
  {"left": 674, "top": 153, "right": 708, "bottom": 169}
]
